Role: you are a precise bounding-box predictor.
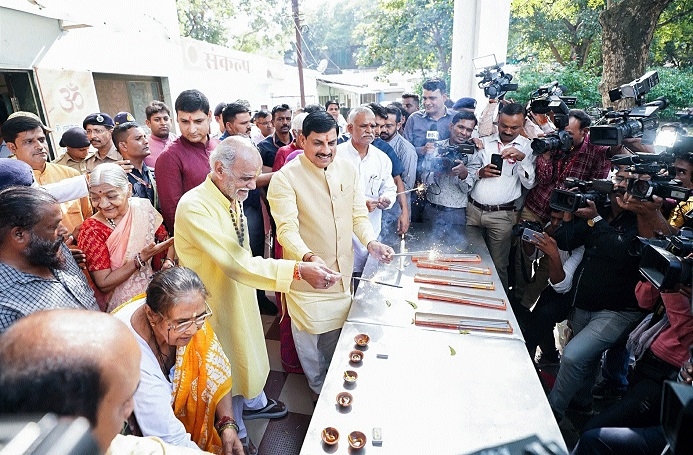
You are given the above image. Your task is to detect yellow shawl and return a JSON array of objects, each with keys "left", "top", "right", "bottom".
[
  {"left": 114, "top": 294, "right": 233, "bottom": 454},
  {"left": 172, "top": 320, "right": 232, "bottom": 453}
]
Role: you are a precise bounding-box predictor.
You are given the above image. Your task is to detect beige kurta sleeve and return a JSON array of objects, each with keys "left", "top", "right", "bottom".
[{"left": 267, "top": 170, "right": 311, "bottom": 260}]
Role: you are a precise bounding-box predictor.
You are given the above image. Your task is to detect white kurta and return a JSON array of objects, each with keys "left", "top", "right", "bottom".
[{"left": 337, "top": 141, "right": 397, "bottom": 271}]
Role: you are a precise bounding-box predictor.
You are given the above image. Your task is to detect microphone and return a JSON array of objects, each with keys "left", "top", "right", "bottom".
[{"left": 426, "top": 125, "right": 439, "bottom": 143}]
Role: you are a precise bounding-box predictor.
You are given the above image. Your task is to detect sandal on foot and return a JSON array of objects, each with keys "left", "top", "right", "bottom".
[
  {"left": 242, "top": 398, "right": 288, "bottom": 420},
  {"left": 240, "top": 436, "right": 258, "bottom": 455}
]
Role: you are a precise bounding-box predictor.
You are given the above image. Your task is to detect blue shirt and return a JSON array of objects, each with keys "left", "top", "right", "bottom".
[
  {"left": 128, "top": 163, "right": 157, "bottom": 209},
  {"left": 403, "top": 108, "right": 456, "bottom": 154},
  {"left": 258, "top": 133, "right": 293, "bottom": 169},
  {"left": 372, "top": 138, "right": 404, "bottom": 178}
]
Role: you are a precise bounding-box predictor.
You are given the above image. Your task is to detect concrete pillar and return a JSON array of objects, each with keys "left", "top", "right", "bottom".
[{"left": 450, "top": 0, "right": 512, "bottom": 103}]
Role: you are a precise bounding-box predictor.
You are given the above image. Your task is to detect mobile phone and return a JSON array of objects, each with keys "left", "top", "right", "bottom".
[
  {"left": 491, "top": 153, "right": 504, "bottom": 171},
  {"left": 521, "top": 228, "right": 542, "bottom": 244}
]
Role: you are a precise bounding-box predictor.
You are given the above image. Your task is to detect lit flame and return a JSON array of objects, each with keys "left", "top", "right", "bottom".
[{"left": 427, "top": 249, "right": 440, "bottom": 261}]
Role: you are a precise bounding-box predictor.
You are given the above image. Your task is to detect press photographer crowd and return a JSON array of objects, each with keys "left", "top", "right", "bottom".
[{"left": 1, "top": 57, "right": 693, "bottom": 454}]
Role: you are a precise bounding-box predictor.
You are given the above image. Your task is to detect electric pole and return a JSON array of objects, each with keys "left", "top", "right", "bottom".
[{"left": 292, "top": 0, "right": 306, "bottom": 108}]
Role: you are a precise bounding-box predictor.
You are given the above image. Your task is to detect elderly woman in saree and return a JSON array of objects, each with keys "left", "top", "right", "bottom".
[
  {"left": 113, "top": 267, "right": 244, "bottom": 455},
  {"left": 78, "top": 162, "right": 174, "bottom": 311}
]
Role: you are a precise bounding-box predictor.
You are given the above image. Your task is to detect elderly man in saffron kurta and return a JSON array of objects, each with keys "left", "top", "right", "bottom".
[
  {"left": 174, "top": 136, "right": 338, "bottom": 451},
  {"left": 267, "top": 111, "right": 394, "bottom": 396}
]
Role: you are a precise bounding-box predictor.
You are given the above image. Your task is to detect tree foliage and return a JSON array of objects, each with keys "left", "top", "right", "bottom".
[
  {"left": 509, "top": 0, "right": 604, "bottom": 68},
  {"left": 356, "top": 0, "right": 454, "bottom": 77},
  {"left": 228, "top": 0, "right": 293, "bottom": 57},
  {"left": 177, "top": 0, "right": 292, "bottom": 57},
  {"left": 301, "top": 0, "right": 370, "bottom": 70},
  {"left": 650, "top": 0, "right": 693, "bottom": 67},
  {"left": 176, "top": 0, "right": 234, "bottom": 45},
  {"left": 509, "top": 0, "right": 693, "bottom": 70},
  {"left": 512, "top": 63, "right": 602, "bottom": 110}
]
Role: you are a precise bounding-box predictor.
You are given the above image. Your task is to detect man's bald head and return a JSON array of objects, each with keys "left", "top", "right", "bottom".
[
  {"left": 209, "top": 137, "right": 262, "bottom": 203},
  {"left": 0, "top": 309, "right": 141, "bottom": 451},
  {"left": 209, "top": 136, "right": 262, "bottom": 173}
]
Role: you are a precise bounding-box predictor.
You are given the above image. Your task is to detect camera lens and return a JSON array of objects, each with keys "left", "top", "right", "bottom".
[{"left": 631, "top": 179, "right": 653, "bottom": 198}]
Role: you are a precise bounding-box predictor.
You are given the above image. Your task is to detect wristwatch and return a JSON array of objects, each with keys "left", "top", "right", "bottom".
[{"left": 587, "top": 215, "right": 603, "bottom": 227}]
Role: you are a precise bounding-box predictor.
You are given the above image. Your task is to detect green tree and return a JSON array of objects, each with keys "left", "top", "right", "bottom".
[
  {"left": 176, "top": 0, "right": 234, "bottom": 45},
  {"left": 301, "top": 0, "right": 370, "bottom": 69},
  {"left": 509, "top": 0, "right": 603, "bottom": 68},
  {"left": 650, "top": 0, "right": 693, "bottom": 67},
  {"left": 177, "top": 0, "right": 292, "bottom": 57},
  {"left": 356, "top": 0, "right": 454, "bottom": 77},
  {"left": 228, "top": 0, "right": 293, "bottom": 57}
]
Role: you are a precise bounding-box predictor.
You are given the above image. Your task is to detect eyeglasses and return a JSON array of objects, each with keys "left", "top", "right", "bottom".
[
  {"left": 161, "top": 302, "right": 213, "bottom": 333},
  {"left": 367, "top": 174, "right": 380, "bottom": 195}
]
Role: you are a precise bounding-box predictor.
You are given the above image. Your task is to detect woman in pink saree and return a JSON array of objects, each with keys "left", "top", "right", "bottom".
[{"left": 79, "top": 163, "right": 174, "bottom": 311}]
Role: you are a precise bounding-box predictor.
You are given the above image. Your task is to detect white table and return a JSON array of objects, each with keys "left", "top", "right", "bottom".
[{"left": 300, "top": 224, "right": 566, "bottom": 454}]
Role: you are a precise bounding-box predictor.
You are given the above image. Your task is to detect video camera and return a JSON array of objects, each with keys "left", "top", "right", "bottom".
[
  {"left": 675, "top": 108, "right": 693, "bottom": 126},
  {"left": 531, "top": 131, "right": 573, "bottom": 157},
  {"left": 591, "top": 71, "right": 668, "bottom": 146},
  {"left": 512, "top": 219, "right": 544, "bottom": 237},
  {"left": 473, "top": 54, "right": 518, "bottom": 100},
  {"left": 636, "top": 228, "right": 693, "bottom": 290},
  {"left": 422, "top": 142, "right": 476, "bottom": 173},
  {"left": 0, "top": 414, "right": 98, "bottom": 455},
  {"left": 549, "top": 177, "right": 614, "bottom": 212},
  {"left": 528, "top": 81, "right": 576, "bottom": 119},
  {"left": 610, "top": 153, "right": 691, "bottom": 202}
]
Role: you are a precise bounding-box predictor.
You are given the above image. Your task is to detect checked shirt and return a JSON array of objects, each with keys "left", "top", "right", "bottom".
[
  {"left": 0, "top": 244, "right": 98, "bottom": 332},
  {"left": 524, "top": 133, "right": 610, "bottom": 222}
]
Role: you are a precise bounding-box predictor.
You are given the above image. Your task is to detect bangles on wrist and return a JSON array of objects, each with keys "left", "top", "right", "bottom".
[
  {"left": 134, "top": 253, "right": 145, "bottom": 270},
  {"left": 214, "top": 415, "right": 239, "bottom": 436}
]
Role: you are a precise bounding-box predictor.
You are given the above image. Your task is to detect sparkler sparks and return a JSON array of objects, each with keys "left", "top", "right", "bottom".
[{"left": 395, "top": 182, "right": 427, "bottom": 197}]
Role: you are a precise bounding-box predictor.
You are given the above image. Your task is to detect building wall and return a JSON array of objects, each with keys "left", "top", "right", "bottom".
[
  {"left": 0, "top": 8, "right": 62, "bottom": 70},
  {"left": 0, "top": 1, "right": 317, "bottom": 145}
]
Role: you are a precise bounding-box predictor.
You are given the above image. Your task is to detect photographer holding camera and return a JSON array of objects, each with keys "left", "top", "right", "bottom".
[
  {"left": 514, "top": 110, "right": 612, "bottom": 308},
  {"left": 547, "top": 166, "right": 672, "bottom": 423},
  {"left": 420, "top": 111, "right": 482, "bottom": 226},
  {"left": 519, "top": 210, "right": 585, "bottom": 364},
  {"left": 667, "top": 149, "right": 693, "bottom": 229}
]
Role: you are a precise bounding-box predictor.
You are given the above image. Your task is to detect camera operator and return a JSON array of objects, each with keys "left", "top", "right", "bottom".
[
  {"left": 515, "top": 110, "right": 612, "bottom": 308},
  {"left": 547, "top": 166, "right": 671, "bottom": 423},
  {"left": 466, "top": 103, "right": 536, "bottom": 293},
  {"left": 519, "top": 210, "right": 585, "bottom": 364},
  {"left": 581, "top": 278, "right": 693, "bottom": 430},
  {"left": 421, "top": 111, "right": 482, "bottom": 226},
  {"left": 667, "top": 152, "right": 693, "bottom": 229},
  {"left": 572, "top": 284, "right": 693, "bottom": 455}
]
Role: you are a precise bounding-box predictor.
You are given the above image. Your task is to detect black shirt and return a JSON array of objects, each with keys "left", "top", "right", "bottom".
[{"left": 555, "top": 210, "right": 644, "bottom": 312}]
